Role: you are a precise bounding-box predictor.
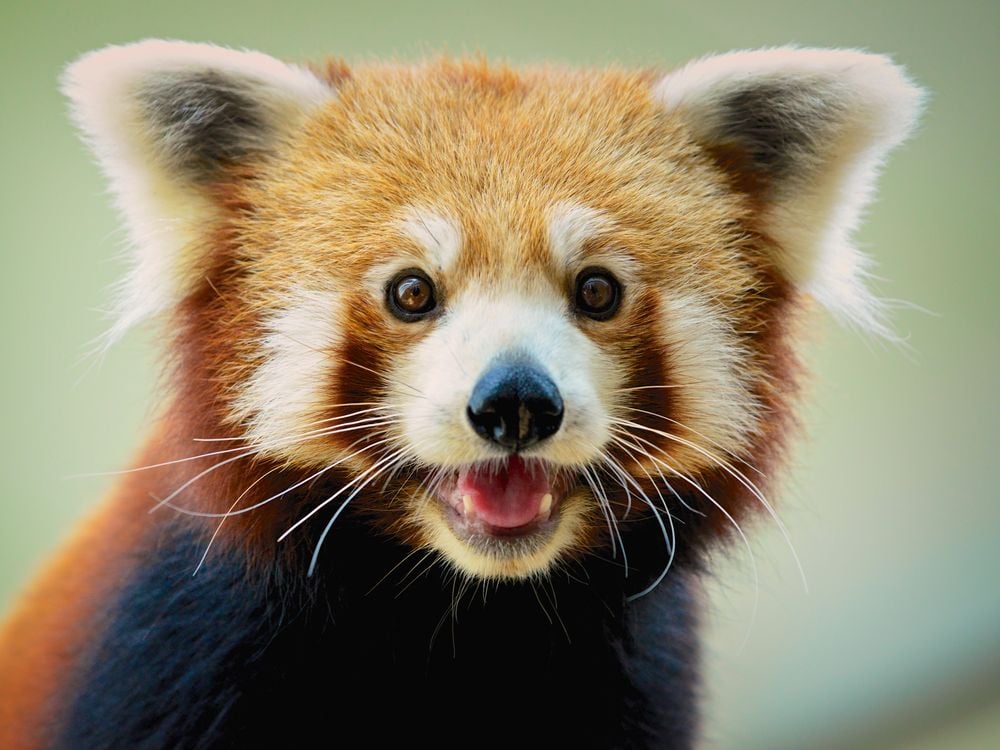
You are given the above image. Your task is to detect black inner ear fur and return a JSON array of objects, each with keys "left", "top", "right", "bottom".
[
  {"left": 136, "top": 71, "right": 269, "bottom": 181},
  {"left": 708, "top": 78, "right": 848, "bottom": 196}
]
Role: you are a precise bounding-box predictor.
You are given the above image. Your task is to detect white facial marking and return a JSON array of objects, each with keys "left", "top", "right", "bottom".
[
  {"left": 547, "top": 202, "right": 613, "bottom": 266},
  {"left": 397, "top": 206, "right": 463, "bottom": 273},
  {"left": 233, "top": 288, "right": 339, "bottom": 454},
  {"left": 389, "top": 286, "right": 617, "bottom": 469},
  {"left": 548, "top": 201, "right": 640, "bottom": 286},
  {"left": 659, "top": 292, "right": 759, "bottom": 460}
]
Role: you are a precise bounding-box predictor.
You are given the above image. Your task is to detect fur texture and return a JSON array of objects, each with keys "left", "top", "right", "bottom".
[{"left": 0, "top": 41, "right": 923, "bottom": 749}]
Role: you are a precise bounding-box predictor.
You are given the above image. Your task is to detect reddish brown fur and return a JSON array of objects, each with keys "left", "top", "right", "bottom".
[
  {"left": 120, "top": 58, "right": 801, "bottom": 557},
  {"left": 0, "top": 437, "right": 174, "bottom": 749},
  {"left": 1, "top": 58, "right": 814, "bottom": 744}
]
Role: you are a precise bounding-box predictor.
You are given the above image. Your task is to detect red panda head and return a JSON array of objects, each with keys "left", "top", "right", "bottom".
[{"left": 64, "top": 42, "right": 923, "bottom": 584}]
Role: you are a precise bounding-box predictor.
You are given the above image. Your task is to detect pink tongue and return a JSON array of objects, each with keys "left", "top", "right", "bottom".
[{"left": 458, "top": 456, "right": 550, "bottom": 529}]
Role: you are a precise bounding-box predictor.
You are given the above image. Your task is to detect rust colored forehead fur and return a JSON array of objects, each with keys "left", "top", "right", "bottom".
[{"left": 233, "top": 58, "right": 764, "bottom": 303}]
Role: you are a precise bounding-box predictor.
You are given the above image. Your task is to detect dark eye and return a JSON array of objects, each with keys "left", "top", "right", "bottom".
[
  {"left": 575, "top": 268, "right": 621, "bottom": 320},
  {"left": 388, "top": 271, "right": 437, "bottom": 320}
]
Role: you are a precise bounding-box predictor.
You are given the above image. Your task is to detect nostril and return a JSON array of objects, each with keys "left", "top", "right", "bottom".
[
  {"left": 466, "top": 403, "right": 503, "bottom": 442},
  {"left": 530, "top": 397, "right": 563, "bottom": 443},
  {"left": 534, "top": 396, "right": 563, "bottom": 418},
  {"left": 467, "top": 360, "right": 564, "bottom": 451}
]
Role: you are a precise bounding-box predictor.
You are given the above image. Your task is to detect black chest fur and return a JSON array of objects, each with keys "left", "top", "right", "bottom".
[{"left": 57, "top": 517, "right": 699, "bottom": 749}]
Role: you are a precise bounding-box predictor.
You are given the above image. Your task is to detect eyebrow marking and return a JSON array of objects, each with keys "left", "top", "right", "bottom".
[
  {"left": 547, "top": 202, "right": 614, "bottom": 266},
  {"left": 397, "top": 206, "right": 463, "bottom": 272}
]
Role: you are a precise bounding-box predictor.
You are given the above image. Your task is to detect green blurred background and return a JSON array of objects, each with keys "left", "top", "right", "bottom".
[{"left": 1, "top": 1, "right": 996, "bottom": 747}]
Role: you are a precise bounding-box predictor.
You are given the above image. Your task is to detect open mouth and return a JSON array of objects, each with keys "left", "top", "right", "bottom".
[{"left": 434, "top": 456, "right": 566, "bottom": 546}]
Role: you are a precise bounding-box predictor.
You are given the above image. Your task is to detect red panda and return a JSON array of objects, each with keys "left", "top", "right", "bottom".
[{"left": 0, "top": 41, "right": 923, "bottom": 748}]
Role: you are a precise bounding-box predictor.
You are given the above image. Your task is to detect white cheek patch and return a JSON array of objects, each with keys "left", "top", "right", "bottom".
[
  {"left": 397, "top": 206, "right": 463, "bottom": 273},
  {"left": 232, "top": 288, "right": 339, "bottom": 454},
  {"left": 658, "top": 292, "right": 759, "bottom": 462},
  {"left": 389, "top": 290, "right": 617, "bottom": 469}
]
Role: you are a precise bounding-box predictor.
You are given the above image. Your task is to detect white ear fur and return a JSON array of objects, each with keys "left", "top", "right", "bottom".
[
  {"left": 654, "top": 48, "right": 925, "bottom": 336},
  {"left": 62, "top": 39, "right": 334, "bottom": 344}
]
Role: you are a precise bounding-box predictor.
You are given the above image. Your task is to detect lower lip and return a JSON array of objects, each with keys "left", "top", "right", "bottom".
[{"left": 444, "top": 500, "right": 558, "bottom": 539}]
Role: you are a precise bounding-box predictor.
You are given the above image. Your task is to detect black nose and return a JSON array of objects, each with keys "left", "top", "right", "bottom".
[{"left": 467, "top": 361, "right": 564, "bottom": 451}]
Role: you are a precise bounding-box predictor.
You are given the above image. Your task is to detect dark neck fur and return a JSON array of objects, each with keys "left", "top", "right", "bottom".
[{"left": 57, "top": 491, "right": 702, "bottom": 749}]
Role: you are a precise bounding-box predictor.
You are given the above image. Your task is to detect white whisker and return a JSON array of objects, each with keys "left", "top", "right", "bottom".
[
  {"left": 611, "top": 384, "right": 686, "bottom": 392},
  {"left": 276, "top": 445, "right": 408, "bottom": 544},
  {"left": 305, "top": 447, "right": 414, "bottom": 576},
  {"left": 616, "top": 404, "right": 765, "bottom": 476},
  {"left": 611, "top": 417, "right": 806, "bottom": 592},
  {"left": 607, "top": 429, "right": 702, "bottom": 516},
  {"left": 191, "top": 404, "right": 392, "bottom": 442},
  {"left": 159, "top": 436, "right": 397, "bottom": 519},
  {"left": 606, "top": 437, "right": 678, "bottom": 601},
  {"left": 192, "top": 464, "right": 283, "bottom": 576},
  {"left": 579, "top": 464, "right": 621, "bottom": 562},
  {"left": 148, "top": 420, "right": 399, "bottom": 514},
  {"left": 148, "top": 449, "right": 260, "bottom": 513},
  {"left": 343, "top": 358, "right": 426, "bottom": 399},
  {"left": 609, "top": 425, "right": 761, "bottom": 635},
  {"left": 395, "top": 549, "right": 440, "bottom": 597},
  {"left": 74, "top": 412, "right": 399, "bottom": 479}
]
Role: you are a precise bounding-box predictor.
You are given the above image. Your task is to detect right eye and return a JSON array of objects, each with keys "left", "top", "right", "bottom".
[
  {"left": 387, "top": 270, "right": 437, "bottom": 321},
  {"left": 574, "top": 267, "right": 621, "bottom": 320}
]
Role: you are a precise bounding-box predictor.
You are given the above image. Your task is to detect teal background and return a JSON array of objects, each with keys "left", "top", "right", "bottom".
[{"left": 1, "top": 1, "right": 997, "bottom": 747}]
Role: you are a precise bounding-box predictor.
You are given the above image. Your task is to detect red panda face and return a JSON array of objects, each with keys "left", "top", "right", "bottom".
[
  {"left": 210, "top": 65, "right": 774, "bottom": 579},
  {"left": 63, "top": 44, "right": 923, "bottom": 583}
]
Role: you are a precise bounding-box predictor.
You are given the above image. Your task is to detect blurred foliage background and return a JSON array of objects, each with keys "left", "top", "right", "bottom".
[{"left": 1, "top": 1, "right": 997, "bottom": 747}]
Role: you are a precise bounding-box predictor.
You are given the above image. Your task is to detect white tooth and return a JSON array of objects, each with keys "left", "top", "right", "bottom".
[
  {"left": 540, "top": 493, "right": 553, "bottom": 516},
  {"left": 462, "top": 495, "right": 473, "bottom": 515}
]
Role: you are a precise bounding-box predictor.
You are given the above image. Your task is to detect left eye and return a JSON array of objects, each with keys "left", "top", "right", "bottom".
[
  {"left": 574, "top": 269, "right": 621, "bottom": 320},
  {"left": 387, "top": 271, "right": 437, "bottom": 320}
]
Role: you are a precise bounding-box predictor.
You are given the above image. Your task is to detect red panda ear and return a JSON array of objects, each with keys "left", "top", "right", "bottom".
[
  {"left": 62, "top": 39, "right": 335, "bottom": 344},
  {"left": 654, "top": 48, "right": 925, "bottom": 337}
]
